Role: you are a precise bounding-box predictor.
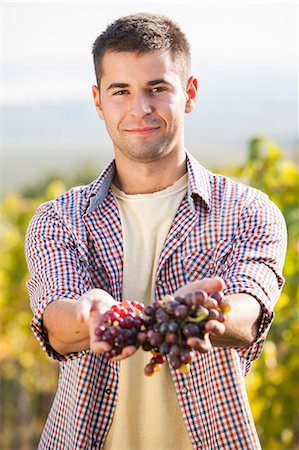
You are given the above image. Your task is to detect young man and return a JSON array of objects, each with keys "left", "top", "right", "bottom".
[{"left": 25, "top": 13, "right": 287, "bottom": 450}]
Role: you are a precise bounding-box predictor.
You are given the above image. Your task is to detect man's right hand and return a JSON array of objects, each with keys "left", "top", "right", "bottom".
[
  {"left": 76, "top": 288, "right": 117, "bottom": 353},
  {"left": 76, "top": 289, "right": 137, "bottom": 360}
]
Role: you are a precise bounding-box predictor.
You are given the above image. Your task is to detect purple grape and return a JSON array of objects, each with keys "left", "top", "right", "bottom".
[
  {"left": 193, "top": 290, "right": 208, "bottom": 306},
  {"left": 168, "top": 321, "right": 179, "bottom": 333},
  {"left": 210, "top": 291, "right": 224, "bottom": 303},
  {"left": 180, "top": 348, "right": 193, "bottom": 364},
  {"left": 122, "top": 316, "right": 135, "bottom": 328},
  {"left": 101, "top": 330, "right": 113, "bottom": 344},
  {"left": 174, "top": 304, "right": 189, "bottom": 320},
  {"left": 94, "top": 325, "right": 106, "bottom": 337},
  {"left": 137, "top": 332, "right": 147, "bottom": 344},
  {"left": 182, "top": 323, "right": 199, "bottom": 338},
  {"left": 159, "top": 342, "right": 170, "bottom": 355},
  {"left": 109, "top": 326, "right": 119, "bottom": 337},
  {"left": 144, "top": 305, "right": 155, "bottom": 316},
  {"left": 114, "top": 335, "right": 125, "bottom": 347},
  {"left": 165, "top": 332, "right": 179, "bottom": 344},
  {"left": 174, "top": 295, "right": 185, "bottom": 304},
  {"left": 165, "top": 300, "right": 180, "bottom": 314},
  {"left": 169, "top": 344, "right": 181, "bottom": 356},
  {"left": 169, "top": 355, "right": 182, "bottom": 369},
  {"left": 107, "top": 347, "right": 122, "bottom": 358},
  {"left": 159, "top": 322, "right": 169, "bottom": 334},
  {"left": 155, "top": 308, "right": 170, "bottom": 323},
  {"left": 149, "top": 332, "right": 163, "bottom": 346},
  {"left": 142, "top": 341, "right": 152, "bottom": 351}
]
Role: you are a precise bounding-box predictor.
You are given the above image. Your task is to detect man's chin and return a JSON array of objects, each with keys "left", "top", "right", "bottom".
[{"left": 122, "top": 146, "right": 167, "bottom": 163}]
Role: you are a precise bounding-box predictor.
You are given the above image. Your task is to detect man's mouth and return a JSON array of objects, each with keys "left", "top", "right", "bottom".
[{"left": 124, "top": 126, "right": 160, "bottom": 135}]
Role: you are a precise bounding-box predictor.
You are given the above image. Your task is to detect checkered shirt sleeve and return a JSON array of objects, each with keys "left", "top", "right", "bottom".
[
  {"left": 221, "top": 189, "right": 287, "bottom": 363},
  {"left": 25, "top": 201, "right": 93, "bottom": 361}
]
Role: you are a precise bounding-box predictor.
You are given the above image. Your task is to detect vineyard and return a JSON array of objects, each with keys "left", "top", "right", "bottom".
[{"left": 1, "top": 137, "right": 298, "bottom": 449}]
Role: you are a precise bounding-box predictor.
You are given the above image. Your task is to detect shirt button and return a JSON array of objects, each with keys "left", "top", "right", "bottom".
[
  {"left": 156, "top": 280, "right": 163, "bottom": 287},
  {"left": 180, "top": 386, "right": 188, "bottom": 394},
  {"left": 105, "top": 388, "right": 112, "bottom": 395},
  {"left": 173, "top": 231, "right": 181, "bottom": 239}
]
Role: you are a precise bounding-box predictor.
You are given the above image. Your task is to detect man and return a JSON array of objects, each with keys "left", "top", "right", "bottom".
[{"left": 25, "top": 13, "right": 287, "bottom": 450}]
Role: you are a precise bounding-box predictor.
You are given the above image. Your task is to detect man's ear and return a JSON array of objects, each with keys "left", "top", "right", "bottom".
[
  {"left": 92, "top": 85, "right": 104, "bottom": 120},
  {"left": 185, "top": 76, "right": 198, "bottom": 113}
]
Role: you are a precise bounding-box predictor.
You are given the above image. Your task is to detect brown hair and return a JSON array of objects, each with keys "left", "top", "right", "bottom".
[{"left": 92, "top": 13, "right": 191, "bottom": 87}]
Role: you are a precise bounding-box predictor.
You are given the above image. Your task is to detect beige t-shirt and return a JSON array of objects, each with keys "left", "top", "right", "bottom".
[{"left": 103, "top": 173, "right": 193, "bottom": 450}]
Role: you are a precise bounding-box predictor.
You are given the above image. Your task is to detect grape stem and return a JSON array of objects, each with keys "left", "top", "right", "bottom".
[{"left": 187, "top": 311, "right": 209, "bottom": 324}]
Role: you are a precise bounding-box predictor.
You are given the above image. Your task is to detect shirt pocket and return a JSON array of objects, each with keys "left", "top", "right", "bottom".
[{"left": 182, "top": 239, "right": 234, "bottom": 281}]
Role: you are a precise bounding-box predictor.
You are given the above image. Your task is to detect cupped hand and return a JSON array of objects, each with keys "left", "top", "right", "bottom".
[
  {"left": 174, "top": 277, "right": 227, "bottom": 353},
  {"left": 187, "top": 320, "right": 226, "bottom": 352},
  {"left": 76, "top": 289, "right": 138, "bottom": 360}
]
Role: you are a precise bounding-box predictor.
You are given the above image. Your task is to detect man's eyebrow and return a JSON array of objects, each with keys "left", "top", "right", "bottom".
[
  {"left": 147, "top": 79, "right": 171, "bottom": 86},
  {"left": 106, "top": 83, "right": 129, "bottom": 91}
]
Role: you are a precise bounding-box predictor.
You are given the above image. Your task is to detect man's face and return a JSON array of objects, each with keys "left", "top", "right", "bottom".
[{"left": 93, "top": 50, "right": 197, "bottom": 164}]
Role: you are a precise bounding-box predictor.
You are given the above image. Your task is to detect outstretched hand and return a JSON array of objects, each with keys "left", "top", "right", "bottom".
[
  {"left": 174, "top": 277, "right": 227, "bottom": 353},
  {"left": 76, "top": 289, "right": 138, "bottom": 360}
]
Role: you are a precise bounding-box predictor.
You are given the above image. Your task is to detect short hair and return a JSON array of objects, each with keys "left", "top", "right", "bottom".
[{"left": 92, "top": 13, "right": 191, "bottom": 87}]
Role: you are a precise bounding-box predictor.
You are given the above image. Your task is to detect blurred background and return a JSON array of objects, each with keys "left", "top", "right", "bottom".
[{"left": 1, "top": 1, "right": 298, "bottom": 449}]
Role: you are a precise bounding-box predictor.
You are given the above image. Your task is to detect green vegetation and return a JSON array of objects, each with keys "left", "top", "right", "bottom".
[
  {"left": 1, "top": 137, "right": 298, "bottom": 449},
  {"left": 218, "top": 137, "right": 299, "bottom": 449}
]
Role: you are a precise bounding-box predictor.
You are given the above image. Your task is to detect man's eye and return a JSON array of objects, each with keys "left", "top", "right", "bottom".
[
  {"left": 151, "top": 87, "right": 165, "bottom": 93},
  {"left": 113, "top": 90, "right": 128, "bottom": 96}
]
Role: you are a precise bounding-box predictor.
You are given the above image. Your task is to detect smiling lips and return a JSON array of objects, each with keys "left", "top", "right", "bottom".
[{"left": 124, "top": 126, "right": 160, "bottom": 135}]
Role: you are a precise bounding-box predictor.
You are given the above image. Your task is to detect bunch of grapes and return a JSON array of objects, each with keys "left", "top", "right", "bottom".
[
  {"left": 94, "top": 290, "right": 231, "bottom": 376},
  {"left": 140, "top": 290, "right": 231, "bottom": 376},
  {"left": 94, "top": 300, "right": 145, "bottom": 358}
]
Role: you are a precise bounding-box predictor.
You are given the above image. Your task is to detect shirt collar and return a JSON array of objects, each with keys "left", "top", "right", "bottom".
[
  {"left": 86, "top": 160, "right": 116, "bottom": 214},
  {"left": 86, "top": 150, "right": 211, "bottom": 214},
  {"left": 185, "top": 150, "right": 211, "bottom": 211}
]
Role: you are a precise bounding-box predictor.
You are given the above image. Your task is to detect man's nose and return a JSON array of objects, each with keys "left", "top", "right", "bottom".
[{"left": 129, "top": 93, "right": 153, "bottom": 116}]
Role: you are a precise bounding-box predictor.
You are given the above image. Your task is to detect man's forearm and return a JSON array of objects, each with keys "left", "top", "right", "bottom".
[
  {"left": 211, "top": 293, "right": 262, "bottom": 348},
  {"left": 43, "top": 298, "right": 90, "bottom": 355}
]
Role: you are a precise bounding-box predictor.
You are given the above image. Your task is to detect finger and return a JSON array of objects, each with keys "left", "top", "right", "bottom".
[
  {"left": 90, "top": 340, "right": 112, "bottom": 354},
  {"left": 77, "top": 289, "right": 118, "bottom": 322},
  {"left": 209, "top": 276, "right": 226, "bottom": 292},
  {"left": 187, "top": 333, "right": 212, "bottom": 353},
  {"left": 204, "top": 320, "right": 226, "bottom": 336},
  {"left": 193, "top": 277, "right": 226, "bottom": 294},
  {"left": 174, "top": 277, "right": 226, "bottom": 298},
  {"left": 111, "top": 346, "right": 138, "bottom": 361},
  {"left": 76, "top": 297, "right": 92, "bottom": 323}
]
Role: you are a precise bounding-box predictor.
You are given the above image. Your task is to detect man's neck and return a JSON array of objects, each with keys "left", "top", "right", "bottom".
[{"left": 112, "top": 151, "right": 187, "bottom": 195}]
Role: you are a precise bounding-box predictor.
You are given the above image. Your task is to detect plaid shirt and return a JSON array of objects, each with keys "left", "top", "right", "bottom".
[{"left": 25, "top": 151, "right": 286, "bottom": 450}]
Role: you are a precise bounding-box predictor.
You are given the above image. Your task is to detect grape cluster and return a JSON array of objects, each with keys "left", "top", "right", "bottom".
[
  {"left": 140, "top": 290, "right": 231, "bottom": 375},
  {"left": 94, "top": 290, "right": 231, "bottom": 376},
  {"left": 94, "top": 300, "right": 145, "bottom": 358}
]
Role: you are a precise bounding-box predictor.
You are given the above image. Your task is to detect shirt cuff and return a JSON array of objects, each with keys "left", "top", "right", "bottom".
[
  {"left": 223, "top": 275, "right": 274, "bottom": 362},
  {"left": 30, "top": 292, "right": 89, "bottom": 362}
]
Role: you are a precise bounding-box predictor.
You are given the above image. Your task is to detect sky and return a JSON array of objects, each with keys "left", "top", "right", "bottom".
[
  {"left": 2, "top": 1, "right": 297, "bottom": 104},
  {"left": 1, "top": 1, "right": 298, "bottom": 193}
]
